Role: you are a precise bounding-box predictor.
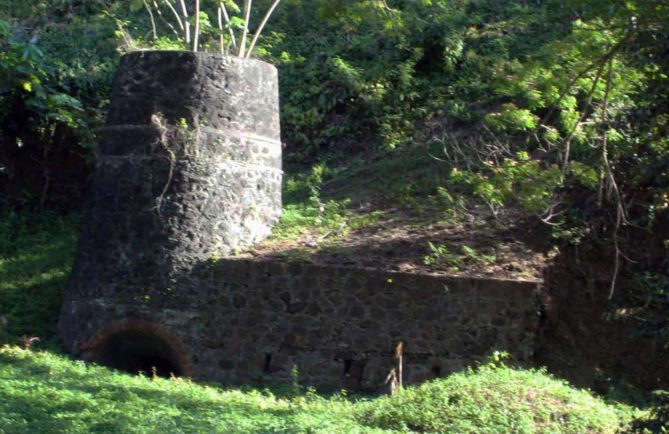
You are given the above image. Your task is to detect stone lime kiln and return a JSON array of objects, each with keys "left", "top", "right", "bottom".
[
  {"left": 59, "top": 51, "right": 282, "bottom": 377},
  {"left": 60, "top": 51, "right": 540, "bottom": 390}
]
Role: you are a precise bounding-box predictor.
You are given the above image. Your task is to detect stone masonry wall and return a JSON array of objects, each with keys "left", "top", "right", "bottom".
[
  {"left": 60, "top": 259, "right": 541, "bottom": 391},
  {"left": 62, "top": 52, "right": 281, "bottom": 304}
]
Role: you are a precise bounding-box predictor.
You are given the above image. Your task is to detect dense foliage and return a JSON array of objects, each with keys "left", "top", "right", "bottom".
[
  {"left": 0, "top": 1, "right": 118, "bottom": 208},
  {"left": 1, "top": 0, "right": 667, "bottom": 210}
]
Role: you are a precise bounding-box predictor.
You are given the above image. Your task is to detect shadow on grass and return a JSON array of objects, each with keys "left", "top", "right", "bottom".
[{"left": 0, "top": 209, "right": 79, "bottom": 346}]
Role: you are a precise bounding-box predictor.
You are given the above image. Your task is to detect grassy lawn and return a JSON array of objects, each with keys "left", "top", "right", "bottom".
[{"left": 0, "top": 346, "right": 639, "bottom": 434}]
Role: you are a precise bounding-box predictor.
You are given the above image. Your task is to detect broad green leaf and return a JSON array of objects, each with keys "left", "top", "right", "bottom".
[
  {"left": 228, "top": 16, "right": 245, "bottom": 30},
  {"left": 21, "top": 44, "right": 43, "bottom": 62},
  {"left": 223, "top": 0, "right": 241, "bottom": 14}
]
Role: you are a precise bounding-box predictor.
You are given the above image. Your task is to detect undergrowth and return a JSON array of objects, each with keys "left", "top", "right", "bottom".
[
  {"left": 423, "top": 242, "right": 497, "bottom": 271},
  {"left": 268, "top": 163, "right": 384, "bottom": 243},
  {"left": 267, "top": 148, "right": 461, "bottom": 247},
  {"left": 357, "top": 362, "right": 639, "bottom": 434}
]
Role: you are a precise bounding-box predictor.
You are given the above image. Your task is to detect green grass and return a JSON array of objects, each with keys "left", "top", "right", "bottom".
[
  {"left": 0, "top": 346, "right": 640, "bottom": 434},
  {"left": 266, "top": 147, "right": 453, "bottom": 246},
  {"left": 0, "top": 210, "right": 79, "bottom": 347},
  {"left": 0, "top": 210, "right": 651, "bottom": 433},
  {"left": 357, "top": 363, "right": 639, "bottom": 434},
  {"left": 265, "top": 162, "right": 384, "bottom": 243},
  {"left": 0, "top": 346, "right": 378, "bottom": 434}
]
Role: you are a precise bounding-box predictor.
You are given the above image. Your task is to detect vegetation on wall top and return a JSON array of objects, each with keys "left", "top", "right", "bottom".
[{"left": 131, "top": 0, "right": 282, "bottom": 56}]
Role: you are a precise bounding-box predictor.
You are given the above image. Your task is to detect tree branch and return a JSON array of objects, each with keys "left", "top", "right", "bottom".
[
  {"left": 162, "top": 0, "right": 184, "bottom": 31},
  {"left": 153, "top": 1, "right": 179, "bottom": 36},
  {"left": 178, "top": 0, "right": 190, "bottom": 44},
  {"left": 238, "top": 0, "right": 252, "bottom": 57},
  {"left": 193, "top": 0, "right": 200, "bottom": 51},
  {"left": 246, "top": 0, "right": 281, "bottom": 58},
  {"left": 219, "top": 1, "right": 237, "bottom": 49},
  {"left": 143, "top": 0, "right": 157, "bottom": 40}
]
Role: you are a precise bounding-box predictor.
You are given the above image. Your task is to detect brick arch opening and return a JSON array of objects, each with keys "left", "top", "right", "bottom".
[{"left": 81, "top": 319, "right": 194, "bottom": 378}]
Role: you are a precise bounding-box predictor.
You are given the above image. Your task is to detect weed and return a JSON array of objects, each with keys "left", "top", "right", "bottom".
[
  {"left": 291, "top": 364, "right": 301, "bottom": 394},
  {"left": 460, "top": 245, "right": 497, "bottom": 266},
  {"left": 423, "top": 242, "right": 496, "bottom": 271},
  {"left": 356, "top": 359, "right": 640, "bottom": 434},
  {"left": 423, "top": 242, "right": 462, "bottom": 270},
  {"left": 270, "top": 164, "right": 379, "bottom": 243}
]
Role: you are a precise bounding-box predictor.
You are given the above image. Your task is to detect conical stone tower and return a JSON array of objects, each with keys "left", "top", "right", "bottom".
[{"left": 59, "top": 51, "right": 281, "bottom": 377}]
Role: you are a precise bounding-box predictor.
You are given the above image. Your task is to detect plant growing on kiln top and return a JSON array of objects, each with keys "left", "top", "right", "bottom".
[{"left": 133, "top": 0, "right": 281, "bottom": 56}]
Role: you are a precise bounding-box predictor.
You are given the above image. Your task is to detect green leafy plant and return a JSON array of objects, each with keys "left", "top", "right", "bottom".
[
  {"left": 610, "top": 272, "right": 669, "bottom": 347},
  {"left": 461, "top": 245, "right": 496, "bottom": 266},
  {"left": 484, "top": 350, "right": 510, "bottom": 369},
  {"left": 290, "top": 363, "right": 300, "bottom": 394},
  {"left": 448, "top": 152, "right": 562, "bottom": 216},
  {"left": 631, "top": 390, "right": 669, "bottom": 433},
  {"left": 0, "top": 19, "right": 87, "bottom": 208},
  {"left": 423, "top": 242, "right": 462, "bottom": 269},
  {"left": 356, "top": 356, "right": 638, "bottom": 433},
  {"left": 424, "top": 242, "right": 496, "bottom": 270}
]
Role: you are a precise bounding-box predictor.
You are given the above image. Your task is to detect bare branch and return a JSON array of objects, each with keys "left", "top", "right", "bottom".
[
  {"left": 380, "top": 0, "right": 399, "bottom": 13},
  {"left": 178, "top": 0, "right": 190, "bottom": 44},
  {"left": 193, "top": 0, "right": 200, "bottom": 51},
  {"left": 153, "top": 1, "right": 179, "bottom": 36},
  {"left": 162, "top": 0, "right": 184, "bottom": 31},
  {"left": 246, "top": 0, "right": 281, "bottom": 58},
  {"left": 600, "top": 59, "right": 627, "bottom": 299},
  {"left": 238, "top": 0, "right": 252, "bottom": 57},
  {"left": 143, "top": 0, "right": 157, "bottom": 40},
  {"left": 537, "top": 196, "right": 565, "bottom": 225},
  {"left": 218, "top": 5, "right": 225, "bottom": 54},
  {"left": 219, "top": 1, "right": 237, "bottom": 49}
]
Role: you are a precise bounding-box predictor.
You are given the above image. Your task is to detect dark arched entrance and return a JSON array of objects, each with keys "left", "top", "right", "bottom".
[{"left": 81, "top": 319, "right": 193, "bottom": 378}]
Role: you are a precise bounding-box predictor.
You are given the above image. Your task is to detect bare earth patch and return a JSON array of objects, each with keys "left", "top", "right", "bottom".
[{"left": 237, "top": 201, "right": 550, "bottom": 282}]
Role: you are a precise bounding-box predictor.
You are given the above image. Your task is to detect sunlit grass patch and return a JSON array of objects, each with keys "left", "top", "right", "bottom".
[{"left": 0, "top": 346, "right": 640, "bottom": 434}]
